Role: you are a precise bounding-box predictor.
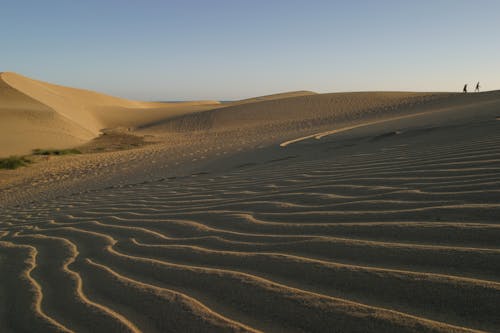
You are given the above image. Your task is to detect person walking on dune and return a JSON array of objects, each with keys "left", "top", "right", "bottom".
[
  {"left": 475, "top": 82, "right": 480, "bottom": 92},
  {"left": 463, "top": 84, "right": 468, "bottom": 93}
]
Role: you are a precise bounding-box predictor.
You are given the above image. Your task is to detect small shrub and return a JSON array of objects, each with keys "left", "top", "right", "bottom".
[
  {"left": 0, "top": 156, "right": 31, "bottom": 169},
  {"left": 32, "top": 148, "right": 81, "bottom": 156}
]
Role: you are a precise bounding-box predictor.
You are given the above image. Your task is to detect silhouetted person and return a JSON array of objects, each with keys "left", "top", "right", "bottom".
[
  {"left": 475, "top": 82, "right": 480, "bottom": 92},
  {"left": 463, "top": 84, "right": 468, "bottom": 93}
]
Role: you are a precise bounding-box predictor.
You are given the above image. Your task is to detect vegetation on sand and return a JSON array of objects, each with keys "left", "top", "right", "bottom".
[
  {"left": 0, "top": 156, "right": 31, "bottom": 169},
  {"left": 32, "top": 148, "right": 81, "bottom": 156}
]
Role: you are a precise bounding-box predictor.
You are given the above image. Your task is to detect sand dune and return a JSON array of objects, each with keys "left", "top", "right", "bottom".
[
  {"left": 225, "top": 90, "right": 317, "bottom": 106},
  {"left": 0, "top": 72, "right": 477, "bottom": 157},
  {"left": 0, "top": 73, "right": 97, "bottom": 156},
  {"left": 139, "top": 91, "right": 446, "bottom": 133},
  {"left": 0, "top": 72, "right": 220, "bottom": 156},
  {"left": 1, "top": 73, "right": 500, "bottom": 332}
]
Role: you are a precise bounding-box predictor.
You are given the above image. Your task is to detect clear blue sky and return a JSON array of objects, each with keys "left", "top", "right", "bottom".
[{"left": 1, "top": 0, "right": 499, "bottom": 100}]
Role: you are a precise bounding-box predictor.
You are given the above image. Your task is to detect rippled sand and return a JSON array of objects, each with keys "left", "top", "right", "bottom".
[{"left": 1, "top": 75, "right": 500, "bottom": 332}]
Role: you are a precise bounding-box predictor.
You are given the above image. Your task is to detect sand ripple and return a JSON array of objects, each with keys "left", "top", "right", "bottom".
[{"left": 3, "top": 125, "right": 500, "bottom": 332}]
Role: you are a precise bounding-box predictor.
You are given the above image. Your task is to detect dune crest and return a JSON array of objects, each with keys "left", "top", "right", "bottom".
[{"left": 227, "top": 90, "right": 317, "bottom": 106}]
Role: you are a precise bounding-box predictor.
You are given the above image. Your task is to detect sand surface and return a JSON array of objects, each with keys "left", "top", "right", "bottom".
[{"left": 1, "top": 73, "right": 500, "bottom": 332}]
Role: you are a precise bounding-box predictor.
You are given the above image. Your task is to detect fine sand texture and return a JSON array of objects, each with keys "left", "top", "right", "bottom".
[{"left": 1, "top": 73, "right": 500, "bottom": 332}]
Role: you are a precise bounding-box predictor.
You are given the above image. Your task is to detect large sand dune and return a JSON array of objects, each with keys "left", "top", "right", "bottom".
[
  {"left": 0, "top": 72, "right": 220, "bottom": 156},
  {"left": 1, "top": 74, "right": 500, "bottom": 332},
  {"left": 139, "top": 91, "right": 446, "bottom": 133}
]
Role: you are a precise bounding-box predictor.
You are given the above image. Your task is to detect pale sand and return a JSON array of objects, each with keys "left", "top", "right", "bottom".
[{"left": 1, "top": 73, "right": 500, "bottom": 332}]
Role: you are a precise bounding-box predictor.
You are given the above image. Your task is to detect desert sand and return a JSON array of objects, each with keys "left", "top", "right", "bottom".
[{"left": 1, "top": 73, "right": 500, "bottom": 332}]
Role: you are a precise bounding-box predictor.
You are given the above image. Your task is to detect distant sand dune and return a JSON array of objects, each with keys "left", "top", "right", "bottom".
[
  {"left": 0, "top": 72, "right": 220, "bottom": 156},
  {"left": 2, "top": 71, "right": 490, "bottom": 158},
  {"left": 225, "top": 90, "right": 317, "bottom": 106},
  {"left": 140, "top": 92, "right": 445, "bottom": 133}
]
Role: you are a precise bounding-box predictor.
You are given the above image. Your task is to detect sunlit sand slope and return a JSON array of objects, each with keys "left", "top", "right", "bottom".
[
  {"left": 0, "top": 73, "right": 98, "bottom": 156},
  {"left": 140, "top": 91, "right": 445, "bottom": 133},
  {"left": 0, "top": 72, "right": 220, "bottom": 156},
  {"left": 2, "top": 92, "right": 500, "bottom": 332}
]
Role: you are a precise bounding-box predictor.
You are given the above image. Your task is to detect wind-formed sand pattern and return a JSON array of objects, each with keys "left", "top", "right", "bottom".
[{"left": 1, "top": 74, "right": 500, "bottom": 332}]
